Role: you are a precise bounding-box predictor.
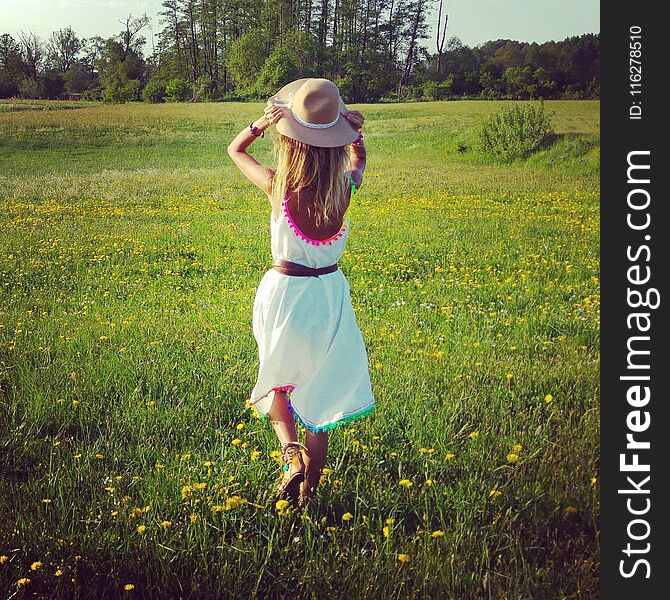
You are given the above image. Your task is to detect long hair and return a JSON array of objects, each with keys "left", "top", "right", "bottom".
[{"left": 270, "top": 133, "right": 351, "bottom": 227}]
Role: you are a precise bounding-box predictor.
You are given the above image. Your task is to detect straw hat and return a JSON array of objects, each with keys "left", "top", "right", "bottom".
[{"left": 268, "top": 78, "right": 359, "bottom": 148}]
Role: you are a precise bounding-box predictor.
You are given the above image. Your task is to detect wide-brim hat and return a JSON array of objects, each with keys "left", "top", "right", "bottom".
[{"left": 268, "top": 78, "right": 358, "bottom": 148}]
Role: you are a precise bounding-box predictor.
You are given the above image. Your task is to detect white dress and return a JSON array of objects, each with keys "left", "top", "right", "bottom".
[{"left": 248, "top": 176, "right": 375, "bottom": 432}]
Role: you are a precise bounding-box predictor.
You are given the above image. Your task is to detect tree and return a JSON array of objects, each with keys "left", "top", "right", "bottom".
[
  {"left": 256, "top": 46, "right": 299, "bottom": 97},
  {"left": 47, "top": 27, "right": 82, "bottom": 72},
  {"left": 225, "top": 29, "right": 267, "bottom": 93},
  {"left": 435, "top": 0, "right": 448, "bottom": 75},
  {"left": 0, "top": 34, "right": 25, "bottom": 98},
  {"left": 96, "top": 17, "right": 149, "bottom": 102},
  {"left": 18, "top": 31, "right": 45, "bottom": 79},
  {"left": 397, "top": 0, "right": 429, "bottom": 100}
]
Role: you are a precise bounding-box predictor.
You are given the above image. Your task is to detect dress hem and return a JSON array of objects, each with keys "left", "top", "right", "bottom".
[{"left": 248, "top": 387, "right": 375, "bottom": 433}]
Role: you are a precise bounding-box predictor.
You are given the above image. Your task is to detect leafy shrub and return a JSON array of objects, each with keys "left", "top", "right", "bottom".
[
  {"left": 81, "top": 87, "right": 103, "bottom": 101},
  {"left": 18, "top": 76, "right": 42, "bottom": 99},
  {"left": 102, "top": 77, "right": 141, "bottom": 103},
  {"left": 255, "top": 47, "right": 300, "bottom": 98},
  {"left": 165, "top": 78, "right": 191, "bottom": 102},
  {"left": 142, "top": 79, "right": 166, "bottom": 103},
  {"left": 476, "top": 100, "right": 555, "bottom": 161}
]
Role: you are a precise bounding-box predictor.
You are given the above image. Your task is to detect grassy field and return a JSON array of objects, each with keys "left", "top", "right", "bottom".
[{"left": 0, "top": 99, "right": 599, "bottom": 599}]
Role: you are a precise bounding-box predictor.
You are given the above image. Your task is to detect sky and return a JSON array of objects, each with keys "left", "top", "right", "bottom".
[{"left": 1, "top": 0, "right": 600, "bottom": 51}]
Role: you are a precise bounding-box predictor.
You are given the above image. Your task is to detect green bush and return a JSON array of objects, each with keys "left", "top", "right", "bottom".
[
  {"left": 476, "top": 100, "right": 555, "bottom": 161},
  {"left": 255, "top": 47, "right": 299, "bottom": 98},
  {"left": 102, "top": 77, "right": 141, "bottom": 103},
  {"left": 81, "top": 88, "right": 103, "bottom": 101},
  {"left": 165, "top": 78, "right": 191, "bottom": 102},
  {"left": 142, "top": 79, "right": 166, "bottom": 103}
]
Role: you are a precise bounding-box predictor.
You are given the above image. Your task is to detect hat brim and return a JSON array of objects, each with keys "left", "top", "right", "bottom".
[{"left": 268, "top": 78, "right": 359, "bottom": 148}]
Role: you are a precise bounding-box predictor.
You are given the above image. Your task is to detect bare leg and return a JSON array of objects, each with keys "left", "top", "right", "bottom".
[
  {"left": 303, "top": 429, "right": 328, "bottom": 491},
  {"left": 266, "top": 390, "right": 304, "bottom": 497},
  {"left": 266, "top": 390, "right": 297, "bottom": 446}
]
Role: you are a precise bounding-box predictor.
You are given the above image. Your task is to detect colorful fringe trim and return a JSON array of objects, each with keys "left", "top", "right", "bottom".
[{"left": 248, "top": 387, "right": 375, "bottom": 433}]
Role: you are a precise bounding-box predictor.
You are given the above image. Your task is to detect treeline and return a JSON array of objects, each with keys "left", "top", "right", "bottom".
[{"left": 0, "top": 1, "right": 599, "bottom": 103}]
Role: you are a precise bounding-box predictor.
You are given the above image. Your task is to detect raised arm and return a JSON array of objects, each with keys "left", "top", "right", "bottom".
[
  {"left": 342, "top": 109, "right": 366, "bottom": 189},
  {"left": 227, "top": 103, "right": 285, "bottom": 198}
]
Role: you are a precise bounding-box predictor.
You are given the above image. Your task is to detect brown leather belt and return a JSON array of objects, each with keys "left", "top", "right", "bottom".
[{"left": 272, "top": 259, "right": 338, "bottom": 277}]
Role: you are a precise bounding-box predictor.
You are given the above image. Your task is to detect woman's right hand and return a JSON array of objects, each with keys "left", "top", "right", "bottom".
[
  {"left": 263, "top": 104, "right": 285, "bottom": 126},
  {"left": 341, "top": 109, "right": 364, "bottom": 130}
]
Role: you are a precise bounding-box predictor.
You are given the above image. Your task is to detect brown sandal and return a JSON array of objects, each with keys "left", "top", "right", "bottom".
[
  {"left": 297, "top": 480, "right": 316, "bottom": 510},
  {"left": 274, "top": 442, "right": 307, "bottom": 505}
]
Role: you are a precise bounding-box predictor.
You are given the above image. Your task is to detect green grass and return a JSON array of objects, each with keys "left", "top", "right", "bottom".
[{"left": 0, "top": 99, "right": 599, "bottom": 599}]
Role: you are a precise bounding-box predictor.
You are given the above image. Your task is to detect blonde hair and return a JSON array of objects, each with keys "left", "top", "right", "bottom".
[{"left": 270, "top": 133, "right": 351, "bottom": 227}]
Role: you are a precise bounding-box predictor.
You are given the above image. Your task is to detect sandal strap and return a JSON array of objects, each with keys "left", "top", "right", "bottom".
[{"left": 280, "top": 441, "right": 308, "bottom": 464}]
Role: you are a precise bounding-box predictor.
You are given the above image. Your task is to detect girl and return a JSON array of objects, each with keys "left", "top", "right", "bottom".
[{"left": 227, "top": 78, "right": 375, "bottom": 509}]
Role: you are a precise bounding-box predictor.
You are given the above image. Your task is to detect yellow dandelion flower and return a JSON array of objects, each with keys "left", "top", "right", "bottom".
[
  {"left": 131, "top": 507, "right": 143, "bottom": 517},
  {"left": 160, "top": 521, "right": 172, "bottom": 528},
  {"left": 250, "top": 450, "right": 261, "bottom": 461},
  {"left": 203, "top": 461, "right": 215, "bottom": 468},
  {"left": 17, "top": 578, "right": 31, "bottom": 587},
  {"left": 505, "top": 373, "right": 513, "bottom": 380},
  {"left": 399, "top": 479, "right": 413, "bottom": 488},
  {"left": 55, "top": 569, "right": 63, "bottom": 576},
  {"left": 236, "top": 423, "right": 245, "bottom": 430},
  {"left": 489, "top": 489, "right": 502, "bottom": 498},
  {"left": 544, "top": 394, "right": 553, "bottom": 403},
  {"left": 507, "top": 453, "right": 519, "bottom": 463},
  {"left": 225, "top": 496, "right": 246, "bottom": 510},
  {"left": 30, "top": 561, "right": 42, "bottom": 571},
  {"left": 469, "top": 432, "right": 479, "bottom": 440},
  {"left": 124, "top": 583, "right": 135, "bottom": 591},
  {"left": 326, "top": 526, "right": 336, "bottom": 532},
  {"left": 591, "top": 477, "right": 597, "bottom": 485},
  {"left": 0, "top": 555, "right": 9, "bottom": 564},
  {"left": 341, "top": 512, "right": 353, "bottom": 522},
  {"left": 386, "top": 518, "right": 395, "bottom": 525},
  {"left": 190, "top": 513, "right": 198, "bottom": 523},
  {"left": 104, "top": 487, "right": 115, "bottom": 493},
  {"left": 231, "top": 438, "right": 242, "bottom": 446},
  {"left": 445, "top": 452, "right": 455, "bottom": 460},
  {"left": 95, "top": 454, "right": 104, "bottom": 459},
  {"left": 512, "top": 444, "right": 522, "bottom": 452},
  {"left": 111, "top": 510, "right": 119, "bottom": 517},
  {"left": 418, "top": 447, "right": 435, "bottom": 454},
  {"left": 275, "top": 499, "right": 290, "bottom": 512},
  {"left": 192, "top": 482, "right": 206, "bottom": 491},
  {"left": 397, "top": 554, "right": 411, "bottom": 563},
  {"left": 42, "top": 498, "right": 52, "bottom": 503},
  {"left": 431, "top": 530, "right": 445, "bottom": 538},
  {"left": 136, "top": 525, "right": 147, "bottom": 533},
  {"left": 322, "top": 468, "right": 334, "bottom": 475}
]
